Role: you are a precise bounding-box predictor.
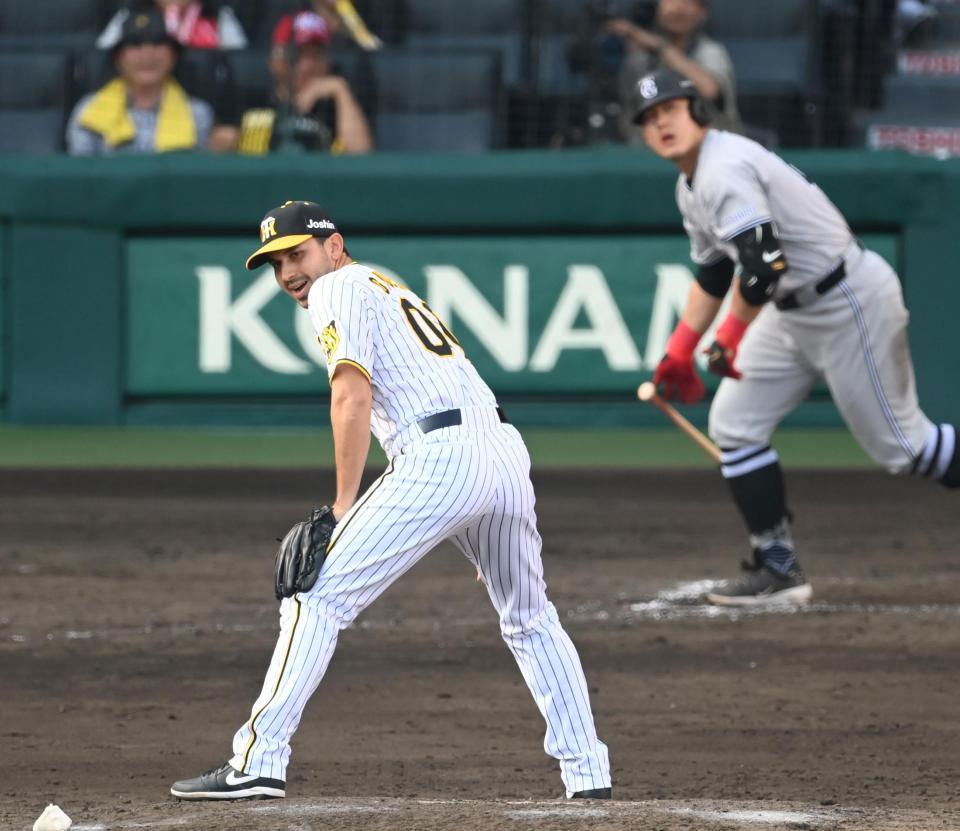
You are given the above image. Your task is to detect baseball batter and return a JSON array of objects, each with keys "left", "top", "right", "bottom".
[
  {"left": 170, "top": 201, "right": 612, "bottom": 800},
  {"left": 632, "top": 70, "right": 959, "bottom": 606}
]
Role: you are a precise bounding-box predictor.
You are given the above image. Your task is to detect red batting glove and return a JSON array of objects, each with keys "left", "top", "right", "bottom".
[
  {"left": 653, "top": 321, "right": 706, "bottom": 405},
  {"left": 704, "top": 313, "right": 749, "bottom": 380}
]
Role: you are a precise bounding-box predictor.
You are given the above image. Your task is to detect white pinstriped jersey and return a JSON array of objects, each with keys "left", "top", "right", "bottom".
[
  {"left": 676, "top": 130, "right": 855, "bottom": 297},
  {"left": 307, "top": 262, "right": 497, "bottom": 456}
]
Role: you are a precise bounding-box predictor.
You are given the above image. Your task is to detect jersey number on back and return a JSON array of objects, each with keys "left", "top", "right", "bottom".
[
  {"left": 369, "top": 270, "right": 462, "bottom": 358},
  {"left": 401, "top": 299, "right": 461, "bottom": 357}
]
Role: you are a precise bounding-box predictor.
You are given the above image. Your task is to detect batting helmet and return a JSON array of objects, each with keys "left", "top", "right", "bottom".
[{"left": 630, "top": 69, "right": 710, "bottom": 127}]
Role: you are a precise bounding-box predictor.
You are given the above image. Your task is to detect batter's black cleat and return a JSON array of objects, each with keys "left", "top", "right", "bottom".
[
  {"left": 705, "top": 560, "right": 812, "bottom": 607},
  {"left": 170, "top": 762, "right": 285, "bottom": 800},
  {"left": 570, "top": 787, "right": 612, "bottom": 799}
]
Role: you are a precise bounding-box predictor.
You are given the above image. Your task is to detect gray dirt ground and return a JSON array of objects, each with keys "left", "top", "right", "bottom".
[{"left": 1, "top": 468, "right": 958, "bottom": 831}]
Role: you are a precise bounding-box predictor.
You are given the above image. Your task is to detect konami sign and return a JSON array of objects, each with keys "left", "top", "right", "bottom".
[
  {"left": 194, "top": 261, "right": 724, "bottom": 377},
  {"left": 123, "top": 233, "right": 894, "bottom": 396}
]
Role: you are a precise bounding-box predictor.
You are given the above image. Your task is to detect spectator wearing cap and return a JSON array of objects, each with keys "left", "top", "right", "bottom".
[
  {"left": 67, "top": 10, "right": 215, "bottom": 155},
  {"left": 608, "top": 0, "right": 741, "bottom": 140},
  {"left": 264, "top": 1, "right": 381, "bottom": 50},
  {"left": 232, "top": 11, "right": 373, "bottom": 155},
  {"left": 97, "top": 0, "right": 248, "bottom": 51}
]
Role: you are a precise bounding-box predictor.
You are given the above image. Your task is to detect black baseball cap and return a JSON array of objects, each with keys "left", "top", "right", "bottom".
[
  {"left": 115, "top": 10, "right": 179, "bottom": 53},
  {"left": 245, "top": 201, "right": 339, "bottom": 270}
]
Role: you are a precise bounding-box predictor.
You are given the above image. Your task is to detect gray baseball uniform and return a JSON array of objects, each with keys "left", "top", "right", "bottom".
[
  {"left": 677, "top": 129, "right": 945, "bottom": 475},
  {"left": 664, "top": 127, "right": 958, "bottom": 605}
]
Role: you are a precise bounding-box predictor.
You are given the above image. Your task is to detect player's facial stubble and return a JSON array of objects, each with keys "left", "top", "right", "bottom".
[{"left": 271, "top": 236, "right": 345, "bottom": 308}]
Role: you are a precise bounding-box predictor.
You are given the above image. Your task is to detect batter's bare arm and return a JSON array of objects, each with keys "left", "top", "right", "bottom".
[
  {"left": 728, "top": 279, "right": 763, "bottom": 325},
  {"left": 330, "top": 363, "right": 373, "bottom": 519},
  {"left": 682, "top": 278, "right": 725, "bottom": 332}
]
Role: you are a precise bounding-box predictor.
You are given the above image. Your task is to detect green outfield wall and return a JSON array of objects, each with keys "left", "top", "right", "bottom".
[{"left": 0, "top": 149, "right": 957, "bottom": 427}]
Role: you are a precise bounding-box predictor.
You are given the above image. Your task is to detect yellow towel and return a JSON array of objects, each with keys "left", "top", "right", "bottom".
[
  {"left": 238, "top": 108, "right": 275, "bottom": 155},
  {"left": 78, "top": 77, "right": 198, "bottom": 152}
]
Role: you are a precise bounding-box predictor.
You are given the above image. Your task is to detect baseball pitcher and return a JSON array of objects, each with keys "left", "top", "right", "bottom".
[
  {"left": 633, "top": 70, "right": 959, "bottom": 606},
  {"left": 170, "top": 201, "right": 612, "bottom": 801}
]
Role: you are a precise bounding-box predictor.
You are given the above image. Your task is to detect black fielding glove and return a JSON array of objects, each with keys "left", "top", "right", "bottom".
[{"left": 274, "top": 506, "right": 337, "bottom": 600}]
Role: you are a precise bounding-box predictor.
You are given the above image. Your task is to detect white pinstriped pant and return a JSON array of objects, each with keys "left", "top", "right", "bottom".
[
  {"left": 230, "top": 414, "right": 611, "bottom": 797},
  {"left": 710, "top": 247, "right": 932, "bottom": 472}
]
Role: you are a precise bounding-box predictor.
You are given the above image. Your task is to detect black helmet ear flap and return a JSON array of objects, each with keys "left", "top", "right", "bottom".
[{"left": 689, "top": 95, "right": 711, "bottom": 127}]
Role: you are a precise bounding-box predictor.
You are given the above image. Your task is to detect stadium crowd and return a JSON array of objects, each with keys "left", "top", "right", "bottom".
[{"left": 1, "top": 0, "right": 957, "bottom": 155}]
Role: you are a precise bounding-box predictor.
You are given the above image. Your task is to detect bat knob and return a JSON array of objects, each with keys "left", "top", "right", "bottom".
[{"left": 637, "top": 381, "right": 658, "bottom": 402}]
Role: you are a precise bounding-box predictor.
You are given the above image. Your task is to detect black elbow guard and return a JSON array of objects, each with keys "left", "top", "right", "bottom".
[
  {"left": 740, "top": 271, "right": 778, "bottom": 305},
  {"left": 732, "top": 222, "right": 788, "bottom": 306},
  {"left": 696, "top": 257, "right": 736, "bottom": 299}
]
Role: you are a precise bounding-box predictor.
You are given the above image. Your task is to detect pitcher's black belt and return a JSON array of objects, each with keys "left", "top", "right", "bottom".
[
  {"left": 418, "top": 407, "right": 509, "bottom": 434},
  {"left": 775, "top": 261, "right": 847, "bottom": 311}
]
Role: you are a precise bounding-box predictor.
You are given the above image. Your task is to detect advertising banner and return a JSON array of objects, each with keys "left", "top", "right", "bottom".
[{"left": 126, "top": 234, "right": 896, "bottom": 397}]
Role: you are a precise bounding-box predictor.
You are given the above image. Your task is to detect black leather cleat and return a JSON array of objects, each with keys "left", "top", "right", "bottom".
[
  {"left": 570, "top": 787, "right": 612, "bottom": 799},
  {"left": 170, "top": 762, "right": 285, "bottom": 800}
]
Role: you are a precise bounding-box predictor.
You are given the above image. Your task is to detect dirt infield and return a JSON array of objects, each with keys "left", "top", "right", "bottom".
[{"left": 2, "top": 468, "right": 958, "bottom": 831}]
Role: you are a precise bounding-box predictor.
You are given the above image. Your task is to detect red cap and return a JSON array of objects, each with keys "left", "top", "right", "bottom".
[{"left": 272, "top": 11, "right": 331, "bottom": 47}]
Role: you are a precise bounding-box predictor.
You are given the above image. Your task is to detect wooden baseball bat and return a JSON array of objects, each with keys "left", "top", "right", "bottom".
[{"left": 636, "top": 382, "right": 722, "bottom": 464}]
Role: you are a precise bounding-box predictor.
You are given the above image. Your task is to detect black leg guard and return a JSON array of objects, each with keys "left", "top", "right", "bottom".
[
  {"left": 719, "top": 444, "right": 789, "bottom": 534},
  {"left": 719, "top": 445, "right": 797, "bottom": 576}
]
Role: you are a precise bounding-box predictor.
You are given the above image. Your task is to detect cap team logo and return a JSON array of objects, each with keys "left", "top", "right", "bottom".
[
  {"left": 640, "top": 77, "right": 658, "bottom": 100},
  {"left": 319, "top": 321, "right": 340, "bottom": 364},
  {"left": 260, "top": 217, "right": 277, "bottom": 242}
]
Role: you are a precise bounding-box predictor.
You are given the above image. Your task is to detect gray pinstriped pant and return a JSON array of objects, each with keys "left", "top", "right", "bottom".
[{"left": 710, "top": 247, "right": 933, "bottom": 472}]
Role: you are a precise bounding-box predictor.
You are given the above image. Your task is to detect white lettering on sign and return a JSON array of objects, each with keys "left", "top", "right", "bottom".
[
  {"left": 645, "top": 264, "right": 693, "bottom": 370},
  {"left": 193, "top": 261, "right": 705, "bottom": 377},
  {"left": 425, "top": 265, "right": 528, "bottom": 371},
  {"left": 196, "top": 266, "right": 311, "bottom": 374},
  {"left": 529, "top": 265, "right": 641, "bottom": 372}
]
